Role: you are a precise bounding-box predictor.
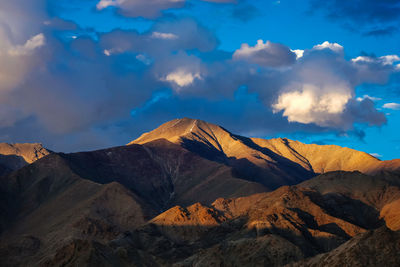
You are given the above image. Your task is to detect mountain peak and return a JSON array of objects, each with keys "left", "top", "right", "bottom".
[
  {"left": 129, "top": 118, "right": 231, "bottom": 146},
  {"left": 129, "top": 118, "right": 315, "bottom": 189}
]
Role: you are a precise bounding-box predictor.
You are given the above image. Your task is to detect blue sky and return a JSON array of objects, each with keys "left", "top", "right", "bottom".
[{"left": 0, "top": 0, "right": 399, "bottom": 159}]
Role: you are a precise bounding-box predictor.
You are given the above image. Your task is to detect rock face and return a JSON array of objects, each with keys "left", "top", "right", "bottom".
[
  {"left": 0, "top": 143, "right": 51, "bottom": 175},
  {"left": 1, "top": 118, "right": 400, "bottom": 266}
]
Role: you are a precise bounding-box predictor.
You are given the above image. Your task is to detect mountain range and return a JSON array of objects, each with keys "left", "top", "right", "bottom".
[{"left": 0, "top": 118, "right": 399, "bottom": 266}]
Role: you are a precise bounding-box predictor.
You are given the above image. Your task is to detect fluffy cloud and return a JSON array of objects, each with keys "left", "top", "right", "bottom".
[
  {"left": 0, "top": 1, "right": 158, "bottom": 139},
  {"left": 268, "top": 41, "right": 397, "bottom": 130},
  {"left": 273, "top": 84, "right": 351, "bottom": 126},
  {"left": 233, "top": 40, "right": 296, "bottom": 67}
]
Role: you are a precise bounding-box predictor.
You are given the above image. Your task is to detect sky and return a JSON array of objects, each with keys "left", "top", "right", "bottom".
[{"left": 0, "top": 0, "right": 399, "bottom": 159}]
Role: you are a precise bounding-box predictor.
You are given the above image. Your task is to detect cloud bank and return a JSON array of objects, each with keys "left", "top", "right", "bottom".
[{"left": 0, "top": 0, "right": 398, "bottom": 152}]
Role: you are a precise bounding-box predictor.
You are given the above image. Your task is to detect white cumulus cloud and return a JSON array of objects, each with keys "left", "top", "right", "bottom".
[{"left": 272, "top": 84, "right": 351, "bottom": 126}]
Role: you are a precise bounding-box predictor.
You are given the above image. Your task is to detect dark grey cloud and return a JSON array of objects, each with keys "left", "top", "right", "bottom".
[
  {"left": 99, "top": 18, "right": 218, "bottom": 56},
  {"left": 96, "top": 0, "right": 237, "bottom": 19},
  {"left": 233, "top": 40, "right": 297, "bottom": 67},
  {"left": 310, "top": 0, "right": 400, "bottom": 36},
  {"left": 96, "top": 0, "right": 185, "bottom": 19}
]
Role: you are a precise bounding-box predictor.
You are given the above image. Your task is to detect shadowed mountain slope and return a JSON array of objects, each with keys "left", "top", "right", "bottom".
[
  {"left": 0, "top": 153, "right": 150, "bottom": 266},
  {"left": 64, "top": 139, "right": 266, "bottom": 209},
  {"left": 0, "top": 139, "right": 265, "bottom": 266}
]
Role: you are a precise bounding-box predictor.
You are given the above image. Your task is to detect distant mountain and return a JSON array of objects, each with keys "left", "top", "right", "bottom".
[
  {"left": 0, "top": 143, "right": 50, "bottom": 176},
  {"left": 130, "top": 118, "right": 400, "bottom": 189},
  {"left": 1, "top": 118, "right": 400, "bottom": 266}
]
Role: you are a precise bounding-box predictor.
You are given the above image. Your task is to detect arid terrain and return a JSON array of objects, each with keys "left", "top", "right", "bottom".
[{"left": 1, "top": 118, "right": 400, "bottom": 266}]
